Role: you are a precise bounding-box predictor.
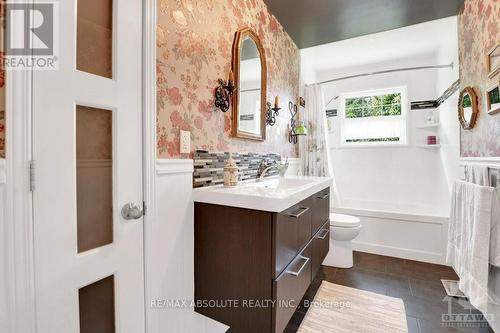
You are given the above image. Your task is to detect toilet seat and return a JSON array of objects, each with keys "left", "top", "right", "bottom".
[{"left": 330, "top": 213, "right": 361, "bottom": 228}]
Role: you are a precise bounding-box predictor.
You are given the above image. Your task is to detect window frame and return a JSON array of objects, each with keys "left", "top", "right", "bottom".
[{"left": 339, "top": 86, "right": 409, "bottom": 148}]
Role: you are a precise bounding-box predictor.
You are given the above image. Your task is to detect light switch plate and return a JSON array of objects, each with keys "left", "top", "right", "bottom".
[{"left": 180, "top": 130, "right": 191, "bottom": 154}]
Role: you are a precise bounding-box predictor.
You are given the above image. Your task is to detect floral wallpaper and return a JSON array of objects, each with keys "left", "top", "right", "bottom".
[
  {"left": 156, "top": 0, "right": 300, "bottom": 158},
  {"left": 458, "top": 0, "right": 500, "bottom": 157}
]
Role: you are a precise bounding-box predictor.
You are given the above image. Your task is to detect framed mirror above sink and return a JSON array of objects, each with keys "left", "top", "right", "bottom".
[{"left": 232, "top": 27, "right": 267, "bottom": 141}]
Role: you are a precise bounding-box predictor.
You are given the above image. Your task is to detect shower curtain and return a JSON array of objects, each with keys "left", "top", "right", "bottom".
[{"left": 300, "top": 84, "right": 340, "bottom": 207}]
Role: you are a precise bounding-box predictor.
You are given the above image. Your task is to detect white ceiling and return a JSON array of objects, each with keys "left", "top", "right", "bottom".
[{"left": 300, "top": 16, "right": 458, "bottom": 80}]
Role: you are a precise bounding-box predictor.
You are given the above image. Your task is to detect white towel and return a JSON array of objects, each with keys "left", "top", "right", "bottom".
[
  {"left": 490, "top": 190, "right": 500, "bottom": 267},
  {"left": 447, "top": 180, "right": 496, "bottom": 313},
  {"left": 465, "top": 165, "right": 490, "bottom": 186}
]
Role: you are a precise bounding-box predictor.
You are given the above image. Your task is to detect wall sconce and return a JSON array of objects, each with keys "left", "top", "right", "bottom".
[
  {"left": 266, "top": 96, "right": 281, "bottom": 126},
  {"left": 214, "top": 71, "right": 237, "bottom": 113},
  {"left": 288, "top": 101, "right": 307, "bottom": 144}
]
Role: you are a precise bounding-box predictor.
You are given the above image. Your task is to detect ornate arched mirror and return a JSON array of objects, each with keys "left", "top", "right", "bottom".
[
  {"left": 458, "top": 87, "right": 479, "bottom": 130},
  {"left": 232, "top": 28, "right": 267, "bottom": 141}
]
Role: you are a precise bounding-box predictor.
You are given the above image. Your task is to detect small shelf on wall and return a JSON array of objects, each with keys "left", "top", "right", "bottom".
[
  {"left": 416, "top": 123, "right": 440, "bottom": 129},
  {"left": 416, "top": 144, "right": 441, "bottom": 148}
]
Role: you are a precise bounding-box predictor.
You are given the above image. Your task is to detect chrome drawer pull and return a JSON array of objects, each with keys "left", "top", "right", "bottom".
[
  {"left": 287, "top": 206, "right": 310, "bottom": 218},
  {"left": 317, "top": 193, "right": 330, "bottom": 200},
  {"left": 316, "top": 229, "right": 329, "bottom": 240},
  {"left": 286, "top": 256, "right": 310, "bottom": 277}
]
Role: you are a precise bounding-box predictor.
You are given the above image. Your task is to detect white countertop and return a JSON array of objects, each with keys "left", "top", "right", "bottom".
[{"left": 193, "top": 176, "right": 332, "bottom": 212}]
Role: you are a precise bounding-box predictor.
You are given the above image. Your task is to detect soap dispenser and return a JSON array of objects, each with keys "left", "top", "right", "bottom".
[{"left": 223, "top": 153, "right": 239, "bottom": 187}]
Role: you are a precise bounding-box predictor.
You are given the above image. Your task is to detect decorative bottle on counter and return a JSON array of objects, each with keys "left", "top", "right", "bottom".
[{"left": 223, "top": 153, "right": 239, "bottom": 187}]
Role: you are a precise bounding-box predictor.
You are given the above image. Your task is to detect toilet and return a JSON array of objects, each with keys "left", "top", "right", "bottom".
[{"left": 323, "top": 213, "right": 362, "bottom": 268}]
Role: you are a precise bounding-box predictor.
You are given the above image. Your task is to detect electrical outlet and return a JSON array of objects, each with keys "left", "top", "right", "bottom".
[{"left": 180, "top": 130, "right": 191, "bottom": 154}]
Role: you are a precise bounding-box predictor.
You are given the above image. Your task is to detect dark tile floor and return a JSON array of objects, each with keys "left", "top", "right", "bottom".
[{"left": 285, "top": 251, "right": 494, "bottom": 333}]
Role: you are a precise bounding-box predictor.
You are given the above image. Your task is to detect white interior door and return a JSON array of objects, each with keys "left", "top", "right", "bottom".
[{"left": 32, "top": 0, "right": 144, "bottom": 332}]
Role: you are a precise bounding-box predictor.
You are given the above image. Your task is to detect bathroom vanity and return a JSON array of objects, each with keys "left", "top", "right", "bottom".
[{"left": 194, "top": 177, "right": 332, "bottom": 333}]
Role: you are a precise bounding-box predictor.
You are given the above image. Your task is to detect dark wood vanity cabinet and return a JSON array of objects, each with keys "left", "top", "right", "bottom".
[{"left": 194, "top": 187, "right": 330, "bottom": 333}]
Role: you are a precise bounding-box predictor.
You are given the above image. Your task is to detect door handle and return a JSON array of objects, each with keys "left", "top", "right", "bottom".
[{"left": 121, "top": 203, "right": 143, "bottom": 220}]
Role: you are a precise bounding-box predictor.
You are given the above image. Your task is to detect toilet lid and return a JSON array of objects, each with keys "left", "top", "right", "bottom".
[{"left": 330, "top": 213, "right": 361, "bottom": 228}]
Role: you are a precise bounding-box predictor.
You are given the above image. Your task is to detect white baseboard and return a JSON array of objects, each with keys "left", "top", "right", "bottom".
[{"left": 352, "top": 240, "right": 444, "bottom": 265}]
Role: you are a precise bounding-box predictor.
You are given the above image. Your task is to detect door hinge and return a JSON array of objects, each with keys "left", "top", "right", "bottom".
[
  {"left": 29, "top": 160, "right": 35, "bottom": 192},
  {"left": 143, "top": 201, "right": 147, "bottom": 217}
]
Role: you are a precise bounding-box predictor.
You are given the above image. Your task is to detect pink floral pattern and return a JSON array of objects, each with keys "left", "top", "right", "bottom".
[
  {"left": 459, "top": 0, "right": 500, "bottom": 157},
  {"left": 157, "top": 0, "right": 300, "bottom": 158}
]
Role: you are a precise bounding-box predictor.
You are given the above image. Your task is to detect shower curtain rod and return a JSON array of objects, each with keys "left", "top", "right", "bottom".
[{"left": 311, "top": 62, "right": 454, "bottom": 86}]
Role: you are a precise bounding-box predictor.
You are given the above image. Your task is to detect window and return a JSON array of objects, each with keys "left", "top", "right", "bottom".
[{"left": 340, "top": 87, "right": 408, "bottom": 146}]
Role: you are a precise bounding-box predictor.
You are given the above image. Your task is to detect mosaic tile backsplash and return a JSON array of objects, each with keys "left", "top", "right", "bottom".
[{"left": 193, "top": 151, "right": 281, "bottom": 188}]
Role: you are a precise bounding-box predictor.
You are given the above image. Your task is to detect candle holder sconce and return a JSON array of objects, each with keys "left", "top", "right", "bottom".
[
  {"left": 214, "top": 77, "right": 237, "bottom": 113},
  {"left": 266, "top": 102, "right": 281, "bottom": 126},
  {"left": 288, "top": 101, "right": 307, "bottom": 144}
]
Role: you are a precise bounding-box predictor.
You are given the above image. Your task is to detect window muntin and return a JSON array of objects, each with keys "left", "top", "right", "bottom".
[
  {"left": 345, "top": 93, "right": 402, "bottom": 118},
  {"left": 340, "top": 87, "right": 407, "bottom": 146}
]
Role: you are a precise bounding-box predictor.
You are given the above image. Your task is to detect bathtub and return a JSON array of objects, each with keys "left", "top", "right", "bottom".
[{"left": 333, "top": 199, "right": 450, "bottom": 264}]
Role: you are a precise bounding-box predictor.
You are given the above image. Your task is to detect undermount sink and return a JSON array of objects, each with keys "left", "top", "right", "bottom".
[
  {"left": 193, "top": 176, "right": 332, "bottom": 212},
  {"left": 245, "top": 178, "right": 313, "bottom": 190}
]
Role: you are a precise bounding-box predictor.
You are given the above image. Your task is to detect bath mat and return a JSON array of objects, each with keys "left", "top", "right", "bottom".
[
  {"left": 441, "top": 279, "right": 467, "bottom": 298},
  {"left": 297, "top": 281, "right": 408, "bottom": 333}
]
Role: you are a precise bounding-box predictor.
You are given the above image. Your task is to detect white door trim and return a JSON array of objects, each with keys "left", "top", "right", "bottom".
[
  {"left": 143, "top": 0, "right": 157, "bottom": 332},
  {"left": 3, "top": 40, "right": 36, "bottom": 333}
]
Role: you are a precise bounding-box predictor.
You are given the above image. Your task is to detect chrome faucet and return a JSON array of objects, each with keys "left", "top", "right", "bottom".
[
  {"left": 257, "top": 160, "right": 276, "bottom": 182},
  {"left": 258, "top": 166, "right": 277, "bottom": 181}
]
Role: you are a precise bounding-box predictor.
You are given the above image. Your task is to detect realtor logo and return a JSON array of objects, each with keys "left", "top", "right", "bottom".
[{"left": 4, "top": 2, "right": 58, "bottom": 69}]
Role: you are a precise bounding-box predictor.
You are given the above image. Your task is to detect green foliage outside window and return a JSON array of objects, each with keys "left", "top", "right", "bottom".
[
  {"left": 345, "top": 93, "right": 402, "bottom": 118},
  {"left": 462, "top": 93, "right": 472, "bottom": 108},
  {"left": 488, "top": 87, "right": 500, "bottom": 104}
]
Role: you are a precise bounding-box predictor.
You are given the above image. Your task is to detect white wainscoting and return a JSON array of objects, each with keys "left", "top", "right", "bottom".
[
  {"left": 145, "top": 159, "right": 228, "bottom": 333},
  {"left": 0, "top": 158, "right": 7, "bottom": 332},
  {"left": 0, "top": 159, "right": 5, "bottom": 184}
]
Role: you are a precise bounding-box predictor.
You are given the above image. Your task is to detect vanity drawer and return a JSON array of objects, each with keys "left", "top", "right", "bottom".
[
  {"left": 311, "top": 221, "right": 330, "bottom": 280},
  {"left": 274, "top": 198, "right": 312, "bottom": 277},
  {"left": 311, "top": 188, "right": 330, "bottom": 236},
  {"left": 273, "top": 242, "right": 312, "bottom": 333}
]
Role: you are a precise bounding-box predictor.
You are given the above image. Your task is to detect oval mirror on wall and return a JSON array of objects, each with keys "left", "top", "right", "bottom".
[
  {"left": 232, "top": 28, "right": 267, "bottom": 141},
  {"left": 458, "top": 87, "right": 479, "bottom": 130}
]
